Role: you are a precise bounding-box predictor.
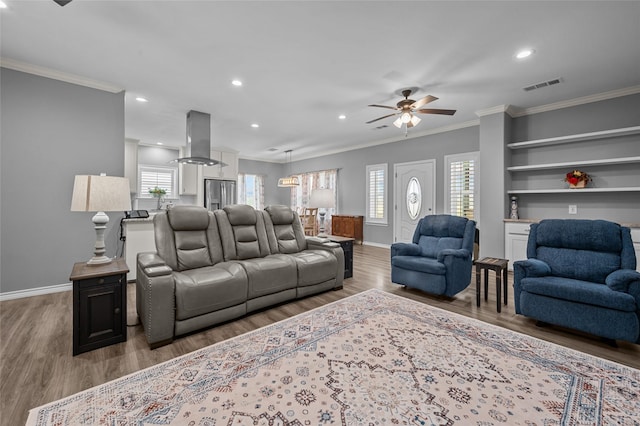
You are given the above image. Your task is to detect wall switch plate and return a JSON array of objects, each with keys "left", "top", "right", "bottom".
[{"left": 568, "top": 205, "right": 578, "bottom": 214}]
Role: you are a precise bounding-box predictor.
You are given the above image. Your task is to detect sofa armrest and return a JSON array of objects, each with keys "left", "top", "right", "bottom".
[
  {"left": 136, "top": 252, "right": 176, "bottom": 348},
  {"left": 391, "top": 242, "right": 421, "bottom": 258},
  {"left": 513, "top": 259, "right": 551, "bottom": 314},
  {"left": 606, "top": 269, "right": 640, "bottom": 292},
  {"left": 513, "top": 258, "right": 551, "bottom": 278},
  {"left": 437, "top": 248, "right": 470, "bottom": 263},
  {"left": 306, "top": 241, "right": 345, "bottom": 288}
]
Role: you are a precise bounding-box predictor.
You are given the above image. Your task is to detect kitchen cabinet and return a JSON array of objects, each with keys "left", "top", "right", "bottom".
[
  {"left": 179, "top": 162, "right": 199, "bottom": 195},
  {"left": 202, "top": 149, "right": 238, "bottom": 180},
  {"left": 504, "top": 221, "right": 534, "bottom": 270},
  {"left": 331, "top": 215, "right": 363, "bottom": 244},
  {"left": 70, "top": 258, "right": 128, "bottom": 355},
  {"left": 124, "top": 139, "right": 138, "bottom": 193}
]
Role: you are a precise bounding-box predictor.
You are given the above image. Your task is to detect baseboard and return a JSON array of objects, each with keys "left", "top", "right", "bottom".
[
  {"left": 363, "top": 241, "right": 391, "bottom": 249},
  {"left": 0, "top": 282, "right": 72, "bottom": 301}
]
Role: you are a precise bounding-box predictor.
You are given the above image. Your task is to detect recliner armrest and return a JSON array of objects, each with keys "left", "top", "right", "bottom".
[
  {"left": 137, "top": 252, "right": 169, "bottom": 270},
  {"left": 513, "top": 258, "right": 551, "bottom": 278},
  {"left": 437, "top": 248, "right": 470, "bottom": 262},
  {"left": 606, "top": 269, "right": 640, "bottom": 292},
  {"left": 391, "top": 243, "right": 421, "bottom": 257}
]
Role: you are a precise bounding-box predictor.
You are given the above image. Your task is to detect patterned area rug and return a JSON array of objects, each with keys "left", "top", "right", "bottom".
[{"left": 28, "top": 289, "right": 639, "bottom": 425}]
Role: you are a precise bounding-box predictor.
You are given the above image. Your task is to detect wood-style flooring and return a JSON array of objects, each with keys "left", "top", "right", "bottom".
[{"left": 1, "top": 244, "right": 639, "bottom": 425}]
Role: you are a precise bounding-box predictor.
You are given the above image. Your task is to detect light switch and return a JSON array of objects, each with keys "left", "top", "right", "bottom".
[{"left": 568, "top": 205, "right": 578, "bottom": 214}]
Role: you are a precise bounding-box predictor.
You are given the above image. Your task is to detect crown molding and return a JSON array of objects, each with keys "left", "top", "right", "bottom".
[
  {"left": 510, "top": 85, "right": 640, "bottom": 117},
  {"left": 282, "top": 119, "right": 481, "bottom": 162},
  {"left": 0, "top": 57, "right": 123, "bottom": 93},
  {"left": 475, "top": 104, "right": 520, "bottom": 118}
]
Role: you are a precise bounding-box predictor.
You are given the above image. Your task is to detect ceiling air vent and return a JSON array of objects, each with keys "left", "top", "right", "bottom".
[{"left": 523, "top": 77, "right": 562, "bottom": 92}]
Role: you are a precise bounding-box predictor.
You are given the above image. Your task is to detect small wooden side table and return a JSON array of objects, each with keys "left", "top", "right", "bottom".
[
  {"left": 327, "top": 235, "right": 355, "bottom": 279},
  {"left": 474, "top": 257, "right": 509, "bottom": 313},
  {"left": 70, "top": 258, "right": 129, "bottom": 355}
]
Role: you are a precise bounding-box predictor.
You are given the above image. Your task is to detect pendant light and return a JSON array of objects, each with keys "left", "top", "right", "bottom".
[{"left": 278, "top": 149, "right": 300, "bottom": 187}]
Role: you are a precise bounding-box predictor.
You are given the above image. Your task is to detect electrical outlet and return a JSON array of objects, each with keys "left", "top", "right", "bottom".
[{"left": 568, "top": 205, "right": 578, "bottom": 214}]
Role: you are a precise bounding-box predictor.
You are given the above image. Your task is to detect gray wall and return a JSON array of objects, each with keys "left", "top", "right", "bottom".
[
  {"left": 1, "top": 68, "right": 125, "bottom": 293},
  {"left": 241, "top": 126, "right": 480, "bottom": 245},
  {"left": 238, "top": 158, "right": 290, "bottom": 206}
]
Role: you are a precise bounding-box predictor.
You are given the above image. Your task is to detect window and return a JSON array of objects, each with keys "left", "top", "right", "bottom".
[
  {"left": 138, "top": 165, "right": 178, "bottom": 199},
  {"left": 445, "top": 152, "right": 479, "bottom": 221},
  {"left": 238, "top": 173, "right": 265, "bottom": 209},
  {"left": 290, "top": 169, "right": 338, "bottom": 214},
  {"left": 366, "top": 163, "right": 387, "bottom": 224}
]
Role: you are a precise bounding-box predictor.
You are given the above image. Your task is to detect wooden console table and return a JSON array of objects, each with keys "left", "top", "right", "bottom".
[{"left": 331, "top": 215, "right": 363, "bottom": 244}]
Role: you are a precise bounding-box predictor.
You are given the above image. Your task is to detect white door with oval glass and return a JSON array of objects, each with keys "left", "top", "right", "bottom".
[{"left": 394, "top": 160, "right": 436, "bottom": 243}]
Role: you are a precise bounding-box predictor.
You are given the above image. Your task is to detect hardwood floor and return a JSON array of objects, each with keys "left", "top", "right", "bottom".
[{"left": 1, "top": 244, "right": 639, "bottom": 425}]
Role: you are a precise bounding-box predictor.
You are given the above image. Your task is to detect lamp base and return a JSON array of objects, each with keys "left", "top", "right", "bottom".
[{"left": 87, "top": 211, "right": 112, "bottom": 266}]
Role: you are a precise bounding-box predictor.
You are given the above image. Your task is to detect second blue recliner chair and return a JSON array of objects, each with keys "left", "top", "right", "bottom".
[{"left": 391, "top": 214, "right": 476, "bottom": 297}]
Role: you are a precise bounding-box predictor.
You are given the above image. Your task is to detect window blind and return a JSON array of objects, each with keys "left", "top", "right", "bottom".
[
  {"left": 139, "top": 166, "right": 175, "bottom": 198},
  {"left": 449, "top": 160, "right": 475, "bottom": 220}
]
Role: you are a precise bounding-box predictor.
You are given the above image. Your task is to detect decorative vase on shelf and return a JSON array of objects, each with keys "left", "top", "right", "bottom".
[
  {"left": 569, "top": 180, "right": 587, "bottom": 189},
  {"left": 509, "top": 196, "right": 519, "bottom": 219},
  {"left": 564, "top": 170, "right": 590, "bottom": 189}
]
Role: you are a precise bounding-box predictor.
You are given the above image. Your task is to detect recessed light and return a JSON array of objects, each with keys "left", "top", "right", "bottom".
[
  {"left": 251, "top": 123, "right": 260, "bottom": 128},
  {"left": 156, "top": 142, "right": 163, "bottom": 145},
  {"left": 0, "top": 2, "right": 8, "bottom": 9},
  {"left": 515, "top": 49, "right": 534, "bottom": 59},
  {"left": 338, "top": 114, "right": 346, "bottom": 120},
  {"left": 231, "top": 79, "right": 243, "bottom": 87},
  {"left": 135, "top": 96, "right": 148, "bottom": 102}
]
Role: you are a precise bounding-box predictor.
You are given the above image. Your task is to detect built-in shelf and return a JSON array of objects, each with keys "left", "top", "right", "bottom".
[
  {"left": 508, "top": 156, "right": 640, "bottom": 172},
  {"left": 507, "top": 126, "right": 640, "bottom": 150},
  {"left": 508, "top": 187, "right": 640, "bottom": 194}
]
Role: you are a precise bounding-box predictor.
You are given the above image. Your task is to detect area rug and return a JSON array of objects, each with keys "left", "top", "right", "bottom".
[{"left": 27, "top": 289, "right": 639, "bottom": 425}]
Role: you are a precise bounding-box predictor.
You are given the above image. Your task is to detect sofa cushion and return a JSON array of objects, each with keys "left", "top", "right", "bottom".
[
  {"left": 391, "top": 255, "right": 446, "bottom": 275},
  {"left": 168, "top": 205, "right": 210, "bottom": 231},
  {"left": 536, "top": 247, "right": 621, "bottom": 284},
  {"left": 237, "top": 254, "right": 297, "bottom": 299},
  {"left": 288, "top": 250, "right": 337, "bottom": 286},
  {"left": 521, "top": 276, "right": 636, "bottom": 312},
  {"left": 224, "top": 204, "right": 257, "bottom": 226},
  {"left": 174, "top": 263, "right": 248, "bottom": 320},
  {"left": 535, "top": 219, "right": 623, "bottom": 253},
  {"left": 417, "top": 214, "right": 468, "bottom": 239},
  {"left": 417, "top": 236, "right": 463, "bottom": 259},
  {"left": 265, "top": 205, "right": 295, "bottom": 225}
]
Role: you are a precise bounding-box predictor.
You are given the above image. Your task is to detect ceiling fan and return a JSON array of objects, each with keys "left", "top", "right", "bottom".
[{"left": 366, "top": 89, "right": 456, "bottom": 129}]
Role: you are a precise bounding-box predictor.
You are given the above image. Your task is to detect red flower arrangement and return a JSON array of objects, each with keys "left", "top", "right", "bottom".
[{"left": 564, "top": 170, "right": 591, "bottom": 186}]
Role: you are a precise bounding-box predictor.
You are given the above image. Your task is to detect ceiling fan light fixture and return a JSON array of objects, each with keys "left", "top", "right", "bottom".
[
  {"left": 401, "top": 112, "right": 412, "bottom": 123},
  {"left": 410, "top": 115, "right": 421, "bottom": 126},
  {"left": 393, "top": 117, "right": 403, "bottom": 128}
]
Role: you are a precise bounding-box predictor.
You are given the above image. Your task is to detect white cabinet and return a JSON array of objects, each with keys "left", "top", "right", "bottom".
[
  {"left": 124, "top": 139, "right": 139, "bottom": 193},
  {"left": 179, "top": 163, "right": 199, "bottom": 195},
  {"left": 123, "top": 219, "right": 156, "bottom": 281},
  {"left": 631, "top": 228, "right": 640, "bottom": 273},
  {"left": 202, "top": 149, "right": 238, "bottom": 180},
  {"left": 504, "top": 221, "right": 534, "bottom": 270}
]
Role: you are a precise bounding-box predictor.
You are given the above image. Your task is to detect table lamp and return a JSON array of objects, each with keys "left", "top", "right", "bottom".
[
  {"left": 310, "top": 188, "right": 335, "bottom": 237},
  {"left": 71, "top": 174, "right": 131, "bottom": 265}
]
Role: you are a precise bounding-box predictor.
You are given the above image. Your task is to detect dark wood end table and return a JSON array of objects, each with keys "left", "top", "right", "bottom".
[
  {"left": 70, "top": 258, "right": 129, "bottom": 355},
  {"left": 474, "top": 257, "right": 509, "bottom": 313},
  {"left": 327, "top": 235, "right": 355, "bottom": 279}
]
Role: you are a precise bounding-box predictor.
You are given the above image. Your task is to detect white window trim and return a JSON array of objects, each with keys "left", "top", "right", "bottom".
[
  {"left": 444, "top": 151, "right": 480, "bottom": 224},
  {"left": 138, "top": 164, "right": 179, "bottom": 199},
  {"left": 365, "top": 163, "right": 388, "bottom": 225}
]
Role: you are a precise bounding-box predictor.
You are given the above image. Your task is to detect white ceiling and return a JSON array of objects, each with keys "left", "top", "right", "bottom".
[{"left": 2, "top": 1, "right": 639, "bottom": 162}]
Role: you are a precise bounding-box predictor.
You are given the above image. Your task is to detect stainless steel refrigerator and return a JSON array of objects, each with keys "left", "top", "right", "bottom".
[{"left": 204, "top": 179, "right": 237, "bottom": 211}]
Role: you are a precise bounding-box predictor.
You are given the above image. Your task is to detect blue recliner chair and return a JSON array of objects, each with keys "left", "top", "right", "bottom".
[
  {"left": 391, "top": 214, "right": 476, "bottom": 297},
  {"left": 513, "top": 219, "right": 640, "bottom": 344}
]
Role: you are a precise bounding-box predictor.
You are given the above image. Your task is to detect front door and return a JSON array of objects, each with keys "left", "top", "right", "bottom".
[{"left": 394, "top": 160, "right": 436, "bottom": 243}]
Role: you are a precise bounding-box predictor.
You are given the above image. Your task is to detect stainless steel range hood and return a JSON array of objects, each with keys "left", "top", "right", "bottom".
[{"left": 174, "top": 110, "right": 227, "bottom": 167}]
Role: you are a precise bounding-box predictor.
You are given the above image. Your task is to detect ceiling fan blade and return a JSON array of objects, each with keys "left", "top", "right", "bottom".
[
  {"left": 366, "top": 113, "right": 398, "bottom": 124},
  {"left": 410, "top": 95, "right": 438, "bottom": 109},
  {"left": 368, "top": 104, "right": 398, "bottom": 110},
  {"left": 416, "top": 108, "right": 457, "bottom": 116}
]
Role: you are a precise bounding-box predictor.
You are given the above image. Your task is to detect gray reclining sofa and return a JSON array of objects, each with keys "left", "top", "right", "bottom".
[{"left": 136, "top": 204, "right": 344, "bottom": 348}]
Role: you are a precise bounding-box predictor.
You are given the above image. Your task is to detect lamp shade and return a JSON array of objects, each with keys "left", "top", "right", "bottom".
[
  {"left": 310, "top": 188, "right": 335, "bottom": 209},
  {"left": 71, "top": 175, "right": 132, "bottom": 212}
]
